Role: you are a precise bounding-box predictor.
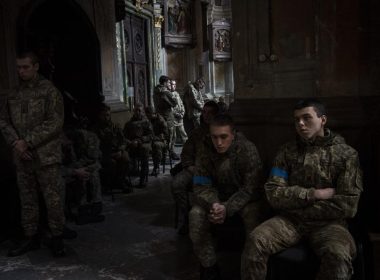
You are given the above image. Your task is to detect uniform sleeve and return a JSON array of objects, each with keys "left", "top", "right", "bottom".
[
  {"left": 193, "top": 155, "right": 219, "bottom": 209},
  {"left": 0, "top": 96, "right": 19, "bottom": 145},
  {"left": 141, "top": 120, "right": 153, "bottom": 143},
  {"left": 224, "top": 143, "right": 263, "bottom": 216},
  {"left": 189, "top": 86, "right": 203, "bottom": 110},
  {"left": 163, "top": 91, "right": 177, "bottom": 108},
  {"left": 290, "top": 152, "right": 363, "bottom": 220},
  {"left": 265, "top": 147, "right": 315, "bottom": 210},
  {"left": 83, "top": 132, "right": 102, "bottom": 172},
  {"left": 115, "top": 125, "right": 127, "bottom": 151},
  {"left": 24, "top": 87, "right": 64, "bottom": 148},
  {"left": 181, "top": 134, "right": 196, "bottom": 168}
]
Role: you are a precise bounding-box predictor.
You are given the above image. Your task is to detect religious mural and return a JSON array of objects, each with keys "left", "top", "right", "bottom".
[{"left": 164, "top": 0, "right": 194, "bottom": 47}]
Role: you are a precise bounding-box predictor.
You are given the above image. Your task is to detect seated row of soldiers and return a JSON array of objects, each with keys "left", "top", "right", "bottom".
[{"left": 60, "top": 102, "right": 177, "bottom": 225}]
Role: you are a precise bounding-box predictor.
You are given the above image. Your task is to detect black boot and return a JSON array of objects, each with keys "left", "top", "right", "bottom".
[
  {"left": 91, "top": 202, "right": 103, "bottom": 216},
  {"left": 8, "top": 235, "right": 40, "bottom": 257},
  {"left": 62, "top": 226, "right": 77, "bottom": 239},
  {"left": 170, "top": 151, "right": 180, "bottom": 160},
  {"left": 177, "top": 210, "right": 189, "bottom": 235},
  {"left": 200, "top": 264, "right": 221, "bottom": 280},
  {"left": 76, "top": 205, "right": 105, "bottom": 225},
  {"left": 50, "top": 236, "right": 65, "bottom": 257}
]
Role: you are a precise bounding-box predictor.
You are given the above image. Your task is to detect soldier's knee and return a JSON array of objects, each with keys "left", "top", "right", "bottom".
[{"left": 247, "top": 227, "right": 271, "bottom": 254}]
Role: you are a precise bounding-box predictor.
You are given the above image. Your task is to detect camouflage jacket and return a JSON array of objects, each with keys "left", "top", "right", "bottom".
[
  {"left": 193, "top": 132, "right": 264, "bottom": 216},
  {"left": 92, "top": 121, "right": 126, "bottom": 157},
  {"left": 181, "top": 123, "right": 209, "bottom": 169},
  {"left": 183, "top": 82, "right": 204, "bottom": 120},
  {"left": 0, "top": 74, "right": 64, "bottom": 167},
  {"left": 61, "top": 128, "right": 101, "bottom": 181},
  {"left": 123, "top": 116, "right": 153, "bottom": 144},
  {"left": 265, "top": 129, "right": 363, "bottom": 224},
  {"left": 172, "top": 91, "right": 185, "bottom": 126},
  {"left": 149, "top": 114, "right": 168, "bottom": 142},
  {"left": 153, "top": 84, "right": 177, "bottom": 125}
]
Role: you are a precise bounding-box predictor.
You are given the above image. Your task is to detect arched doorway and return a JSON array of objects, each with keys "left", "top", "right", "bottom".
[{"left": 17, "top": 0, "right": 102, "bottom": 118}]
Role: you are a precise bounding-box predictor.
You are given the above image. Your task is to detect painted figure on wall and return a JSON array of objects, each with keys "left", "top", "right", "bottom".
[{"left": 167, "top": 0, "right": 191, "bottom": 35}]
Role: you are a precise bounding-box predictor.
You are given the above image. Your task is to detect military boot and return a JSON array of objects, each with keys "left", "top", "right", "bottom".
[
  {"left": 7, "top": 235, "right": 40, "bottom": 257},
  {"left": 50, "top": 236, "right": 65, "bottom": 257},
  {"left": 177, "top": 207, "right": 189, "bottom": 235},
  {"left": 200, "top": 264, "right": 221, "bottom": 280}
]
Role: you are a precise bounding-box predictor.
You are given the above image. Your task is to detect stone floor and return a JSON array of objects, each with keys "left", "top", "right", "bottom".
[{"left": 0, "top": 148, "right": 241, "bottom": 280}]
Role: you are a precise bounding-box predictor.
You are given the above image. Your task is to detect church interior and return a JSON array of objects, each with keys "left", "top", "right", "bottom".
[{"left": 1, "top": 0, "right": 380, "bottom": 279}]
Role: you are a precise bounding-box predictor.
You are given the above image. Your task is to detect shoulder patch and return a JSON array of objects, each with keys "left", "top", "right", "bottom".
[
  {"left": 270, "top": 167, "right": 288, "bottom": 179},
  {"left": 193, "top": 176, "right": 212, "bottom": 185}
]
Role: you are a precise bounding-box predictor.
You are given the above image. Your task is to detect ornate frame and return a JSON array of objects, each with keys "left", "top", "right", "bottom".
[
  {"left": 209, "top": 19, "right": 232, "bottom": 61},
  {"left": 163, "top": 0, "right": 195, "bottom": 48}
]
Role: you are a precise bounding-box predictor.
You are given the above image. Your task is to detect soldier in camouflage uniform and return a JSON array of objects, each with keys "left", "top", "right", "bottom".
[
  {"left": 170, "top": 79, "right": 188, "bottom": 144},
  {"left": 124, "top": 104, "right": 153, "bottom": 187},
  {"left": 183, "top": 77, "right": 205, "bottom": 132},
  {"left": 189, "top": 114, "right": 269, "bottom": 280},
  {"left": 145, "top": 106, "right": 168, "bottom": 176},
  {"left": 92, "top": 104, "right": 131, "bottom": 193},
  {"left": 153, "top": 75, "right": 179, "bottom": 160},
  {"left": 0, "top": 52, "right": 65, "bottom": 257},
  {"left": 62, "top": 119, "right": 104, "bottom": 225},
  {"left": 171, "top": 101, "right": 219, "bottom": 235},
  {"left": 245, "top": 99, "right": 363, "bottom": 280}
]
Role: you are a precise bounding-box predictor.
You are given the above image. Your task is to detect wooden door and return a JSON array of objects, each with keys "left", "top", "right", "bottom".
[
  {"left": 232, "top": 0, "right": 364, "bottom": 98},
  {"left": 124, "top": 13, "right": 149, "bottom": 106}
]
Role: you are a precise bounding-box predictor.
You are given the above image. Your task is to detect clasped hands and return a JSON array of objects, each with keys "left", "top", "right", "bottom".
[
  {"left": 13, "top": 139, "right": 33, "bottom": 160},
  {"left": 208, "top": 202, "right": 226, "bottom": 224}
]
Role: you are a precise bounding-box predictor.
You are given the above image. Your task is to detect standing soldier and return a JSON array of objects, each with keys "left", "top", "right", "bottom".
[
  {"left": 245, "top": 99, "right": 363, "bottom": 280},
  {"left": 153, "top": 75, "right": 179, "bottom": 160},
  {"left": 190, "top": 114, "right": 269, "bottom": 280},
  {"left": 170, "top": 79, "right": 188, "bottom": 145},
  {"left": 0, "top": 51, "right": 66, "bottom": 257},
  {"left": 183, "top": 77, "right": 205, "bottom": 133}
]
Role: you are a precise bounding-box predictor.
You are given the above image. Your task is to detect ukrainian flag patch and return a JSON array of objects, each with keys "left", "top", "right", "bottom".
[
  {"left": 193, "top": 176, "right": 212, "bottom": 185},
  {"left": 270, "top": 167, "right": 288, "bottom": 179}
]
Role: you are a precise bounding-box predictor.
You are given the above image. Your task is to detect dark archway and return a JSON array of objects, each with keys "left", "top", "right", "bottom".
[{"left": 17, "top": 0, "right": 103, "bottom": 118}]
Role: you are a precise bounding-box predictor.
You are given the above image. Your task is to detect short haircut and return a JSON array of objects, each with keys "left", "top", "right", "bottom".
[
  {"left": 204, "top": 100, "right": 219, "bottom": 114},
  {"left": 209, "top": 113, "right": 235, "bottom": 132},
  {"left": 145, "top": 106, "right": 155, "bottom": 115},
  {"left": 294, "top": 98, "right": 326, "bottom": 117},
  {"left": 159, "top": 75, "right": 170, "bottom": 85},
  {"left": 16, "top": 51, "right": 40, "bottom": 65},
  {"left": 196, "top": 77, "right": 205, "bottom": 84}
]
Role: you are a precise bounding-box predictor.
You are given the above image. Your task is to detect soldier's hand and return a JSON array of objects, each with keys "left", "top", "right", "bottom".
[
  {"left": 187, "top": 166, "right": 195, "bottom": 173},
  {"left": 208, "top": 203, "right": 226, "bottom": 224},
  {"left": 75, "top": 168, "right": 90, "bottom": 180},
  {"left": 20, "top": 151, "right": 33, "bottom": 161},
  {"left": 112, "top": 151, "right": 122, "bottom": 159},
  {"left": 13, "top": 139, "right": 29, "bottom": 155},
  {"left": 314, "top": 188, "right": 335, "bottom": 200}
]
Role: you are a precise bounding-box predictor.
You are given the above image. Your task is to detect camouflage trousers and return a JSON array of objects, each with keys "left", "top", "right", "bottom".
[
  {"left": 171, "top": 168, "right": 193, "bottom": 212},
  {"left": 189, "top": 201, "right": 269, "bottom": 274},
  {"left": 129, "top": 143, "right": 151, "bottom": 180},
  {"left": 101, "top": 150, "right": 129, "bottom": 188},
  {"left": 17, "top": 163, "right": 65, "bottom": 237},
  {"left": 152, "top": 141, "right": 165, "bottom": 169},
  {"left": 244, "top": 215, "right": 356, "bottom": 280},
  {"left": 174, "top": 124, "right": 188, "bottom": 144}
]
